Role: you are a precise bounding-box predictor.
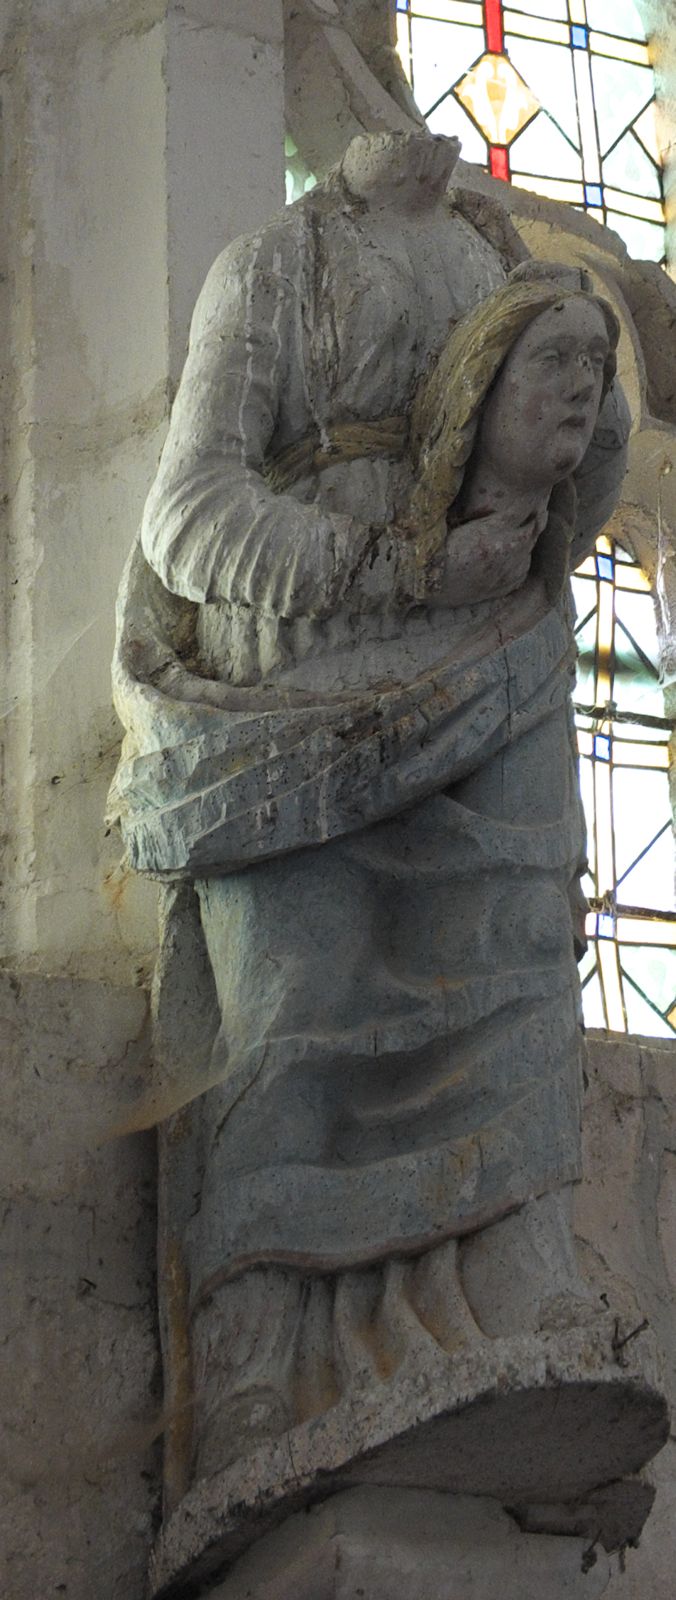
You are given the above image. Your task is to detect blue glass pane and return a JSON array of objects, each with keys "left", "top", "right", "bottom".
[
  {"left": 594, "top": 734, "right": 611, "bottom": 761},
  {"left": 603, "top": 132, "right": 661, "bottom": 199},
  {"left": 504, "top": 37, "right": 579, "bottom": 146},
  {"left": 427, "top": 94, "right": 487, "bottom": 162},
  {"left": 596, "top": 553, "right": 613, "bottom": 579},
  {"left": 510, "top": 111, "right": 582, "bottom": 180},
  {"left": 571, "top": 24, "right": 588, "bottom": 48},
  {"left": 585, "top": 183, "right": 604, "bottom": 208},
  {"left": 591, "top": 55, "right": 654, "bottom": 156},
  {"left": 585, "top": 0, "right": 646, "bottom": 40}
]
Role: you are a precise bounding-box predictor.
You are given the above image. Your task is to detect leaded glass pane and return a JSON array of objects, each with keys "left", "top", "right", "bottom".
[
  {"left": 605, "top": 212, "right": 665, "bottom": 262},
  {"left": 581, "top": 968, "right": 606, "bottom": 1029},
  {"left": 590, "top": 55, "right": 653, "bottom": 156},
  {"left": 619, "top": 827, "right": 675, "bottom": 914},
  {"left": 585, "top": 0, "right": 645, "bottom": 39},
  {"left": 427, "top": 96, "right": 488, "bottom": 161},
  {"left": 603, "top": 133, "right": 661, "bottom": 200},
  {"left": 409, "top": 17, "right": 480, "bottom": 112},
  {"left": 510, "top": 111, "right": 583, "bottom": 180},
  {"left": 621, "top": 972, "right": 676, "bottom": 1039},
  {"left": 504, "top": 36, "right": 579, "bottom": 145},
  {"left": 508, "top": 0, "right": 567, "bottom": 16}
]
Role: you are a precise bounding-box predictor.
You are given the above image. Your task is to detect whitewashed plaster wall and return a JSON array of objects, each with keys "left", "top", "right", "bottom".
[{"left": 0, "top": 0, "right": 285, "bottom": 986}]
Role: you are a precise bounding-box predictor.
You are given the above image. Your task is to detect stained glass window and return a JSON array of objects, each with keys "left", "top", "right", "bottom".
[
  {"left": 396, "top": 0, "right": 667, "bottom": 263},
  {"left": 572, "top": 536, "right": 676, "bottom": 1036}
]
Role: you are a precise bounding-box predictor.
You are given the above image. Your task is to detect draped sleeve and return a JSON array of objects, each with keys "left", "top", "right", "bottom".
[{"left": 140, "top": 227, "right": 375, "bottom": 621}]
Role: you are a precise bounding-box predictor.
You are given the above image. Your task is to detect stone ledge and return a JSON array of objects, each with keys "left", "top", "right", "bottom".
[{"left": 149, "top": 1316, "right": 668, "bottom": 1598}]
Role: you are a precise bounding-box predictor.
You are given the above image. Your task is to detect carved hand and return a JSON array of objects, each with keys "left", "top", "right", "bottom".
[{"left": 436, "top": 511, "right": 542, "bottom": 607}]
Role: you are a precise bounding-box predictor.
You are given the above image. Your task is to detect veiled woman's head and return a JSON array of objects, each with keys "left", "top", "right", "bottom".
[{"left": 409, "top": 262, "right": 620, "bottom": 539}]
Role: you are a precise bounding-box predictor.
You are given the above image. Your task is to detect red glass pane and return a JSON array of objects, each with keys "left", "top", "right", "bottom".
[
  {"left": 483, "top": 0, "right": 504, "bottom": 54},
  {"left": 489, "top": 144, "right": 510, "bottom": 181}
]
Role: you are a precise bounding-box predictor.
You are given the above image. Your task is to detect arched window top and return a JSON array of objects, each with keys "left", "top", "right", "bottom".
[{"left": 396, "top": 0, "right": 666, "bottom": 264}]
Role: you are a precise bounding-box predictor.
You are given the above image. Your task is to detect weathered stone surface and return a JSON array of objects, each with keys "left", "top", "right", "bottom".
[
  {"left": 208, "top": 1488, "right": 612, "bottom": 1600},
  {"left": 149, "top": 1318, "right": 667, "bottom": 1597},
  {"left": 577, "top": 1036, "right": 676, "bottom": 1599},
  {"left": 0, "top": 972, "right": 159, "bottom": 1600}
]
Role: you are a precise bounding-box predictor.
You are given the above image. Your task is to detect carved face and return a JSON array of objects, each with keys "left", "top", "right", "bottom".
[{"left": 476, "top": 297, "right": 610, "bottom": 494}]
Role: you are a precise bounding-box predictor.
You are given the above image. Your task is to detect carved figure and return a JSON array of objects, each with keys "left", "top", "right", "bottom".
[{"left": 109, "top": 133, "right": 629, "bottom": 1501}]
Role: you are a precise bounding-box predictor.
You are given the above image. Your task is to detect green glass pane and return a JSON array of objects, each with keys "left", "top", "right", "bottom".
[
  {"left": 582, "top": 964, "right": 607, "bottom": 1029},
  {"left": 428, "top": 94, "right": 487, "bottom": 162},
  {"left": 613, "top": 637, "right": 665, "bottom": 717},
  {"left": 507, "top": 0, "right": 568, "bottom": 18},
  {"left": 510, "top": 110, "right": 582, "bottom": 180},
  {"left": 504, "top": 37, "right": 579, "bottom": 147},
  {"left": 605, "top": 211, "right": 665, "bottom": 262},
  {"left": 573, "top": 607, "right": 598, "bottom": 704},
  {"left": 591, "top": 56, "right": 653, "bottom": 157},
  {"left": 586, "top": 0, "right": 646, "bottom": 39},
  {"left": 603, "top": 132, "right": 661, "bottom": 199},
  {"left": 410, "top": 18, "right": 481, "bottom": 110},
  {"left": 614, "top": 588, "right": 660, "bottom": 670},
  {"left": 612, "top": 766, "right": 671, "bottom": 881},
  {"left": 619, "top": 827, "right": 676, "bottom": 914},
  {"left": 621, "top": 945, "right": 676, "bottom": 1016},
  {"left": 578, "top": 757, "right": 596, "bottom": 879},
  {"left": 622, "top": 972, "right": 676, "bottom": 1039}
]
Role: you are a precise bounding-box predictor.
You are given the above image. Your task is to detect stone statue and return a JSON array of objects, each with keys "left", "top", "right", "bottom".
[{"left": 109, "top": 133, "right": 634, "bottom": 1517}]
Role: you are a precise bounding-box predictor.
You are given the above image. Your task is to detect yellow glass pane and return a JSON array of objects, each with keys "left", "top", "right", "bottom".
[
  {"left": 589, "top": 31, "right": 650, "bottom": 66},
  {"left": 573, "top": 50, "right": 601, "bottom": 183},
  {"left": 511, "top": 174, "right": 584, "bottom": 203},
  {"left": 634, "top": 101, "right": 662, "bottom": 165},
  {"left": 617, "top": 917, "right": 676, "bottom": 946},
  {"left": 596, "top": 534, "right": 613, "bottom": 554},
  {"left": 587, "top": 207, "right": 605, "bottom": 224},
  {"left": 668, "top": 1003, "right": 676, "bottom": 1030},
  {"left": 455, "top": 52, "right": 540, "bottom": 146},
  {"left": 605, "top": 187, "right": 664, "bottom": 222},
  {"left": 569, "top": 0, "right": 587, "bottom": 20},
  {"left": 504, "top": 11, "right": 569, "bottom": 44},
  {"left": 613, "top": 741, "right": 669, "bottom": 769},
  {"left": 598, "top": 938, "right": 627, "bottom": 1031},
  {"left": 594, "top": 759, "right": 614, "bottom": 894},
  {"left": 615, "top": 564, "right": 651, "bottom": 592},
  {"left": 576, "top": 557, "right": 597, "bottom": 577},
  {"left": 596, "top": 581, "right": 614, "bottom": 704}
]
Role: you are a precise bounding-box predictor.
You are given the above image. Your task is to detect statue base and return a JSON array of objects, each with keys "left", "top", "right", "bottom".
[
  {"left": 187, "top": 1488, "right": 615, "bottom": 1600},
  {"left": 149, "top": 1316, "right": 668, "bottom": 1599}
]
